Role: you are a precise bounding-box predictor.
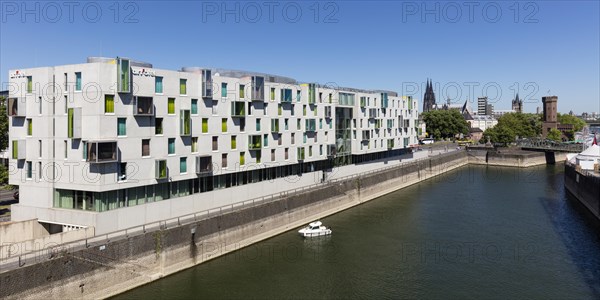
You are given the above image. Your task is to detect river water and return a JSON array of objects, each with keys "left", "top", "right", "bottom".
[{"left": 114, "top": 164, "right": 600, "bottom": 299}]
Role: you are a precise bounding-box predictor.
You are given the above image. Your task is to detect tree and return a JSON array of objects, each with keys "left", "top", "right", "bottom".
[
  {"left": 482, "top": 113, "right": 542, "bottom": 145},
  {"left": 0, "top": 97, "right": 7, "bottom": 151},
  {"left": 547, "top": 128, "right": 562, "bottom": 141},
  {"left": 421, "top": 110, "right": 469, "bottom": 140},
  {"left": 557, "top": 113, "right": 586, "bottom": 140}
]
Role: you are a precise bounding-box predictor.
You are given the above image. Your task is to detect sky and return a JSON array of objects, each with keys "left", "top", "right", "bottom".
[{"left": 1, "top": 0, "right": 599, "bottom": 114}]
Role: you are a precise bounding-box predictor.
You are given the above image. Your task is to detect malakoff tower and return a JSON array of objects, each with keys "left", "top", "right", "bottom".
[{"left": 7, "top": 57, "right": 419, "bottom": 234}]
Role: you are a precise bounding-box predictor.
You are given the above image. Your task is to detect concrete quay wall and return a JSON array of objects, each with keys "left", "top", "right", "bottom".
[{"left": 0, "top": 151, "right": 468, "bottom": 299}]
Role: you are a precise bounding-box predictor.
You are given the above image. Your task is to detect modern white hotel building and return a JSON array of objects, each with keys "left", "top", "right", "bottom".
[{"left": 7, "top": 57, "right": 419, "bottom": 234}]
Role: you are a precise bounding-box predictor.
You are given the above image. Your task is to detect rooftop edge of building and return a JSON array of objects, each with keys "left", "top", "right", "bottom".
[{"left": 66, "top": 56, "right": 402, "bottom": 97}]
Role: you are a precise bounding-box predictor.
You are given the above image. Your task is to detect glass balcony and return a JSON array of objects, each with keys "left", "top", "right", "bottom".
[
  {"left": 87, "top": 141, "right": 118, "bottom": 163},
  {"left": 202, "top": 69, "right": 213, "bottom": 98},
  {"left": 324, "top": 106, "right": 332, "bottom": 119},
  {"left": 231, "top": 101, "right": 246, "bottom": 118},
  {"left": 180, "top": 109, "right": 191, "bottom": 136},
  {"left": 117, "top": 58, "right": 130, "bottom": 93},
  {"left": 248, "top": 135, "right": 262, "bottom": 150},
  {"left": 305, "top": 119, "right": 316, "bottom": 132},
  {"left": 251, "top": 76, "right": 265, "bottom": 101},
  {"left": 7, "top": 97, "right": 26, "bottom": 117},
  {"left": 196, "top": 156, "right": 213, "bottom": 176},
  {"left": 381, "top": 92, "right": 389, "bottom": 108},
  {"left": 271, "top": 119, "right": 280, "bottom": 133},
  {"left": 134, "top": 96, "right": 154, "bottom": 116},
  {"left": 362, "top": 130, "right": 370, "bottom": 141},
  {"left": 308, "top": 83, "right": 316, "bottom": 104},
  {"left": 281, "top": 89, "right": 293, "bottom": 103},
  {"left": 297, "top": 147, "right": 305, "bottom": 161}
]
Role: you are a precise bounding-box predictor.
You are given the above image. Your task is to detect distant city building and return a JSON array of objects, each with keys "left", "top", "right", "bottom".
[
  {"left": 486, "top": 103, "right": 494, "bottom": 116},
  {"left": 465, "top": 115, "right": 498, "bottom": 132},
  {"left": 493, "top": 109, "right": 516, "bottom": 118},
  {"left": 477, "top": 97, "right": 489, "bottom": 115},
  {"left": 422, "top": 79, "right": 436, "bottom": 113},
  {"left": 511, "top": 93, "right": 523, "bottom": 113},
  {"left": 536, "top": 106, "right": 541, "bottom": 114}
]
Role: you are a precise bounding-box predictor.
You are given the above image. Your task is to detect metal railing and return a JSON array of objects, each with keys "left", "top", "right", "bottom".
[{"left": 0, "top": 150, "right": 465, "bottom": 272}]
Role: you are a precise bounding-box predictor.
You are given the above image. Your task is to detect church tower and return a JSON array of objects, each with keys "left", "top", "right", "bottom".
[
  {"left": 423, "top": 79, "right": 436, "bottom": 112},
  {"left": 512, "top": 93, "right": 523, "bottom": 113}
]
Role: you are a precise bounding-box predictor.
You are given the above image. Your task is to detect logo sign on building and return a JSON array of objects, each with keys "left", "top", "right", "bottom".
[
  {"left": 132, "top": 69, "right": 156, "bottom": 77},
  {"left": 9, "top": 70, "right": 27, "bottom": 79}
]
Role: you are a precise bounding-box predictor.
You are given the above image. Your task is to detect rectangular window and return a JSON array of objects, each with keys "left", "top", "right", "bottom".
[
  {"left": 256, "top": 119, "right": 261, "bottom": 131},
  {"left": 212, "top": 136, "right": 218, "bottom": 151},
  {"left": 191, "top": 137, "right": 198, "bottom": 152},
  {"left": 168, "top": 98, "right": 175, "bottom": 114},
  {"left": 202, "top": 118, "right": 209, "bottom": 133},
  {"left": 156, "top": 160, "right": 167, "bottom": 179},
  {"left": 105, "top": 94, "right": 115, "bottom": 113},
  {"left": 222, "top": 118, "right": 227, "bottom": 133},
  {"left": 271, "top": 88, "right": 276, "bottom": 101},
  {"left": 117, "top": 118, "right": 126, "bottom": 136},
  {"left": 38, "top": 96, "right": 42, "bottom": 114},
  {"left": 168, "top": 138, "right": 175, "bottom": 154},
  {"left": 240, "top": 152, "right": 245, "bottom": 165},
  {"left": 271, "top": 149, "right": 275, "bottom": 161},
  {"left": 26, "top": 76, "right": 33, "bottom": 93},
  {"left": 142, "top": 139, "right": 150, "bottom": 157},
  {"left": 75, "top": 72, "right": 81, "bottom": 91},
  {"left": 64, "top": 73, "right": 68, "bottom": 91},
  {"left": 155, "top": 118, "right": 163, "bottom": 135},
  {"left": 284, "top": 119, "right": 289, "bottom": 130},
  {"left": 285, "top": 148, "right": 289, "bottom": 160},
  {"left": 212, "top": 100, "right": 218, "bottom": 115},
  {"left": 309, "top": 146, "right": 313, "bottom": 157},
  {"left": 38, "top": 140, "right": 42, "bottom": 158},
  {"left": 239, "top": 84, "right": 245, "bottom": 99},
  {"left": 291, "top": 133, "right": 295, "bottom": 144},
  {"left": 27, "top": 118, "right": 32, "bottom": 136},
  {"left": 155, "top": 76, "right": 163, "bottom": 93},
  {"left": 221, "top": 82, "right": 228, "bottom": 97},
  {"left": 222, "top": 154, "right": 228, "bottom": 168},
  {"left": 180, "top": 157, "right": 187, "bottom": 174},
  {"left": 119, "top": 162, "right": 127, "bottom": 181},
  {"left": 180, "top": 79, "right": 187, "bottom": 95},
  {"left": 263, "top": 134, "right": 268, "bottom": 147},
  {"left": 191, "top": 99, "right": 198, "bottom": 114},
  {"left": 231, "top": 136, "right": 237, "bottom": 149},
  {"left": 26, "top": 161, "right": 32, "bottom": 179},
  {"left": 82, "top": 141, "right": 87, "bottom": 160},
  {"left": 64, "top": 140, "right": 68, "bottom": 159}
]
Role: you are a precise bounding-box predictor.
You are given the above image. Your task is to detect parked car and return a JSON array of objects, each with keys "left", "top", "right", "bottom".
[{"left": 13, "top": 191, "right": 19, "bottom": 200}]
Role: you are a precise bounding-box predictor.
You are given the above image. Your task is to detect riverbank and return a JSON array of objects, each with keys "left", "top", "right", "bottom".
[
  {"left": 466, "top": 147, "right": 562, "bottom": 167},
  {"left": 1, "top": 151, "right": 468, "bottom": 299}
]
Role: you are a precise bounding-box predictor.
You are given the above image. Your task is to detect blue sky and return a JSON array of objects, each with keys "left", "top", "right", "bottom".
[{"left": 1, "top": 1, "right": 598, "bottom": 114}]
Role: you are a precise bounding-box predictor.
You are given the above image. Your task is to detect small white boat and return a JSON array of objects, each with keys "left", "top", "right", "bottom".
[{"left": 298, "top": 221, "right": 332, "bottom": 237}]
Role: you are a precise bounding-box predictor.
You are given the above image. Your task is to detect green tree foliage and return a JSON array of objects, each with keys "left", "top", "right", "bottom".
[
  {"left": 547, "top": 128, "right": 562, "bottom": 142},
  {"left": 0, "top": 164, "right": 7, "bottom": 185},
  {"left": 0, "top": 97, "right": 7, "bottom": 151},
  {"left": 421, "top": 110, "right": 469, "bottom": 140},
  {"left": 483, "top": 113, "right": 542, "bottom": 145},
  {"left": 557, "top": 113, "right": 586, "bottom": 140}
]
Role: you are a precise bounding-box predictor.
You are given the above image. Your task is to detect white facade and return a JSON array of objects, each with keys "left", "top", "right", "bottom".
[
  {"left": 7, "top": 57, "right": 419, "bottom": 234},
  {"left": 467, "top": 115, "right": 498, "bottom": 132}
]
